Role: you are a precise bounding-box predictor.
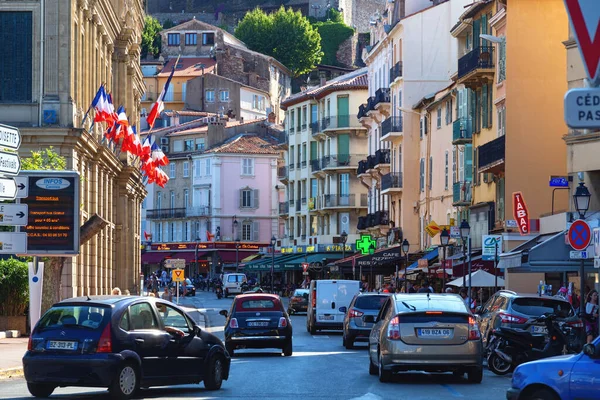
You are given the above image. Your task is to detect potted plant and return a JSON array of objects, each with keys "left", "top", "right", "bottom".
[{"left": 0, "top": 258, "right": 29, "bottom": 335}]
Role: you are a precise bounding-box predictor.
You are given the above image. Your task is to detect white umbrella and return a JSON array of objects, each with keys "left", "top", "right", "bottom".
[{"left": 447, "top": 269, "right": 505, "bottom": 288}]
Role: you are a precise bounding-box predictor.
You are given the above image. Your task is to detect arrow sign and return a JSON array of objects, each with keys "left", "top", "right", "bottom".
[
  {"left": 14, "top": 176, "right": 29, "bottom": 198},
  {"left": 0, "top": 232, "right": 27, "bottom": 254},
  {"left": 564, "top": 0, "right": 600, "bottom": 84},
  {"left": 0, "top": 204, "right": 28, "bottom": 226},
  {"left": 0, "top": 151, "right": 20, "bottom": 176},
  {"left": 0, "top": 124, "right": 21, "bottom": 150},
  {"left": 0, "top": 177, "right": 17, "bottom": 200}
]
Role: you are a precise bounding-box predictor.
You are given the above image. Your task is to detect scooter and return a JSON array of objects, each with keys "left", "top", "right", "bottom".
[{"left": 215, "top": 283, "right": 223, "bottom": 299}]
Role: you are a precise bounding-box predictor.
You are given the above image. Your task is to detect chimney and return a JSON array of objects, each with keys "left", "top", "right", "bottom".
[
  {"left": 319, "top": 71, "right": 327, "bottom": 86},
  {"left": 206, "top": 119, "right": 226, "bottom": 148}
]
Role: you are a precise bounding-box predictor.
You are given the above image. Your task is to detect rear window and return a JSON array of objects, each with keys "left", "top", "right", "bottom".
[
  {"left": 37, "top": 305, "right": 110, "bottom": 331},
  {"left": 397, "top": 298, "right": 469, "bottom": 313},
  {"left": 355, "top": 295, "right": 389, "bottom": 310},
  {"left": 293, "top": 290, "right": 309, "bottom": 297},
  {"left": 227, "top": 275, "right": 246, "bottom": 283},
  {"left": 512, "top": 298, "right": 574, "bottom": 318},
  {"left": 236, "top": 298, "right": 281, "bottom": 312}
]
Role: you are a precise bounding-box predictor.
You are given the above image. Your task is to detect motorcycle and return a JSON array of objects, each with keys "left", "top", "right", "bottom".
[
  {"left": 487, "top": 314, "right": 577, "bottom": 375},
  {"left": 215, "top": 283, "right": 223, "bottom": 299}
]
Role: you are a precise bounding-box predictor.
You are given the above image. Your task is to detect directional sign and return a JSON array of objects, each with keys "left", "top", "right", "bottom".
[
  {"left": 0, "top": 124, "right": 21, "bottom": 150},
  {"left": 14, "top": 176, "right": 28, "bottom": 198},
  {"left": 0, "top": 177, "right": 18, "bottom": 200},
  {"left": 0, "top": 204, "right": 28, "bottom": 226},
  {"left": 172, "top": 269, "right": 185, "bottom": 282},
  {"left": 0, "top": 232, "right": 27, "bottom": 254},
  {"left": 165, "top": 259, "right": 185, "bottom": 269},
  {"left": 0, "top": 150, "right": 21, "bottom": 176},
  {"left": 564, "top": 88, "right": 600, "bottom": 128},
  {"left": 549, "top": 175, "right": 570, "bottom": 187},
  {"left": 569, "top": 219, "right": 592, "bottom": 251},
  {"left": 563, "top": 0, "right": 600, "bottom": 84}
]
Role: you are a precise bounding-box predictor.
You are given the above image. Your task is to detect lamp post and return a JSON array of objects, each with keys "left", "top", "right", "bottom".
[
  {"left": 194, "top": 239, "right": 201, "bottom": 278},
  {"left": 270, "top": 235, "right": 277, "bottom": 294},
  {"left": 460, "top": 220, "right": 472, "bottom": 304},
  {"left": 402, "top": 239, "right": 410, "bottom": 293},
  {"left": 235, "top": 238, "right": 240, "bottom": 273},
  {"left": 440, "top": 228, "right": 450, "bottom": 290},
  {"left": 232, "top": 216, "right": 238, "bottom": 239},
  {"left": 573, "top": 182, "right": 591, "bottom": 324},
  {"left": 341, "top": 230, "right": 348, "bottom": 277}
]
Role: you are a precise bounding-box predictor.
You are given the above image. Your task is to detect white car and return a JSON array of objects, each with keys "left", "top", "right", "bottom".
[
  {"left": 307, "top": 279, "right": 361, "bottom": 334},
  {"left": 223, "top": 273, "right": 247, "bottom": 297}
]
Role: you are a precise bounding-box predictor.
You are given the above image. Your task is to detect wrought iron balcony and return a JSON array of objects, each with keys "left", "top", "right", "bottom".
[
  {"left": 301, "top": 123, "right": 307, "bottom": 131},
  {"left": 374, "top": 148, "right": 390, "bottom": 167},
  {"left": 453, "top": 181, "right": 472, "bottom": 206},
  {"left": 279, "top": 202, "right": 289, "bottom": 215},
  {"left": 357, "top": 160, "right": 369, "bottom": 175},
  {"left": 301, "top": 197, "right": 307, "bottom": 205},
  {"left": 357, "top": 104, "right": 368, "bottom": 120},
  {"left": 374, "top": 88, "right": 391, "bottom": 107},
  {"left": 478, "top": 135, "right": 505, "bottom": 173},
  {"left": 452, "top": 118, "right": 473, "bottom": 144},
  {"left": 289, "top": 163, "right": 295, "bottom": 171},
  {"left": 301, "top": 160, "right": 307, "bottom": 169},
  {"left": 146, "top": 208, "right": 186, "bottom": 219},
  {"left": 319, "top": 154, "right": 358, "bottom": 170},
  {"left": 366, "top": 96, "right": 376, "bottom": 113},
  {"left": 458, "top": 46, "right": 495, "bottom": 80},
  {"left": 322, "top": 194, "right": 356, "bottom": 208},
  {"left": 373, "top": 210, "right": 389, "bottom": 226},
  {"left": 186, "top": 206, "right": 211, "bottom": 217},
  {"left": 366, "top": 155, "right": 375, "bottom": 170},
  {"left": 381, "top": 172, "right": 403, "bottom": 191},
  {"left": 357, "top": 216, "right": 368, "bottom": 230},
  {"left": 389, "top": 61, "right": 403, "bottom": 82},
  {"left": 310, "top": 159, "right": 321, "bottom": 172},
  {"left": 289, "top": 127, "right": 295, "bottom": 134},
  {"left": 289, "top": 199, "right": 295, "bottom": 206},
  {"left": 310, "top": 121, "right": 319, "bottom": 135},
  {"left": 381, "top": 116, "right": 403, "bottom": 138}
]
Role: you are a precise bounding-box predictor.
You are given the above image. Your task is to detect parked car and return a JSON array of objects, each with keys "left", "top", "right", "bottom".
[
  {"left": 23, "top": 296, "right": 230, "bottom": 399},
  {"left": 507, "top": 336, "right": 600, "bottom": 400},
  {"left": 307, "top": 279, "right": 361, "bottom": 334},
  {"left": 171, "top": 279, "right": 196, "bottom": 297},
  {"left": 475, "top": 290, "right": 583, "bottom": 348},
  {"left": 367, "top": 293, "right": 484, "bottom": 383},
  {"left": 223, "top": 273, "right": 247, "bottom": 297},
  {"left": 220, "top": 293, "right": 292, "bottom": 357},
  {"left": 342, "top": 293, "right": 390, "bottom": 349},
  {"left": 288, "top": 289, "right": 309, "bottom": 314}
]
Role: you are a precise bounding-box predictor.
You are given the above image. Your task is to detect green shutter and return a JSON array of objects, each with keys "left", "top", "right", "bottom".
[
  {"left": 337, "top": 134, "right": 349, "bottom": 164},
  {"left": 337, "top": 96, "right": 349, "bottom": 128},
  {"left": 482, "top": 84, "right": 488, "bottom": 128},
  {"left": 310, "top": 141, "right": 317, "bottom": 161},
  {"left": 465, "top": 144, "right": 473, "bottom": 181},
  {"left": 473, "top": 19, "right": 480, "bottom": 49}
]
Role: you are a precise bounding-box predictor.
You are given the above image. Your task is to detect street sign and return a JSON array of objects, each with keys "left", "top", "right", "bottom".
[
  {"left": 595, "top": 258, "right": 600, "bottom": 268},
  {"left": 563, "top": 0, "right": 600, "bottom": 85},
  {"left": 0, "top": 150, "right": 21, "bottom": 176},
  {"left": 568, "top": 219, "right": 592, "bottom": 251},
  {"left": 14, "top": 176, "right": 28, "bottom": 198},
  {"left": 0, "top": 232, "right": 27, "bottom": 254},
  {"left": 549, "top": 175, "right": 570, "bottom": 187},
  {"left": 165, "top": 259, "right": 185, "bottom": 269},
  {"left": 482, "top": 235, "right": 503, "bottom": 261},
  {"left": 570, "top": 250, "right": 591, "bottom": 259},
  {"left": 424, "top": 220, "right": 441, "bottom": 238},
  {"left": 450, "top": 226, "right": 461, "bottom": 238},
  {"left": 0, "top": 204, "right": 28, "bottom": 226},
  {"left": 172, "top": 269, "right": 185, "bottom": 282},
  {"left": 0, "top": 177, "right": 18, "bottom": 200},
  {"left": 564, "top": 88, "right": 600, "bottom": 128},
  {"left": 513, "top": 192, "right": 530, "bottom": 235},
  {"left": 0, "top": 124, "right": 21, "bottom": 150}
]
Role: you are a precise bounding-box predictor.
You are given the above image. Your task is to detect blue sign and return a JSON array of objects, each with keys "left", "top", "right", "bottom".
[{"left": 549, "top": 176, "right": 569, "bottom": 187}]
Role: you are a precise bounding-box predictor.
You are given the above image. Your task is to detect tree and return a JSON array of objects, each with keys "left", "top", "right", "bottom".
[
  {"left": 21, "top": 147, "right": 67, "bottom": 171},
  {"left": 234, "top": 8, "right": 273, "bottom": 56},
  {"left": 0, "top": 258, "right": 29, "bottom": 316},
  {"left": 141, "top": 16, "right": 163, "bottom": 59}
]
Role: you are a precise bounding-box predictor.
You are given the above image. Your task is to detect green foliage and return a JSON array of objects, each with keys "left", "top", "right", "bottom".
[
  {"left": 0, "top": 258, "right": 29, "bottom": 316},
  {"left": 21, "top": 147, "right": 67, "bottom": 171},
  {"left": 314, "top": 21, "right": 354, "bottom": 66},
  {"left": 326, "top": 8, "right": 344, "bottom": 23},
  {"left": 141, "top": 16, "right": 163, "bottom": 59},
  {"left": 235, "top": 7, "right": 323, "bottom": 77}
]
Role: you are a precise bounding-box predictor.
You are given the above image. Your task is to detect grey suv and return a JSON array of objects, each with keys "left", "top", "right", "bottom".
[
  {"left": 341, "top": 293, "right": 390, "bottom": 349},
  {"left": 475, "top": 290, "right": 583, "bottom": 348}
]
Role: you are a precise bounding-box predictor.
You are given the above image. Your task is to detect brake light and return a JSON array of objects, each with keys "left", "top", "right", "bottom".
[
  {"left": 348, "top": 308, "right": 364, "bottom": 318},
  {"left": 311, "top": 290, "right": 316, "bottom": 308},
  {"left": 387, "top": 315, "right": 401, "bottom": 340},
  {"left": 278, "top": 317, "right": 288, "bottom": 328},
  {"left": 567, "top": 320, "right": 584, "bottom": 328},
  {"left": 498, "top": 312, "right": 528, "bottom": 324},
  {"left": 27, "top": 335, "right": 33, "bottom": 351},
  {"left": 230, "top": 318, "right": 239, "bottom": 329},
  {"left": 468, "top": 316, "right": 481, "bottom": 340},
  {"left": 97, "top": 324, "right": 112, "bottom": 353},
  {"left": 426, "top": 311, "right": 443, "bottom": 315}
]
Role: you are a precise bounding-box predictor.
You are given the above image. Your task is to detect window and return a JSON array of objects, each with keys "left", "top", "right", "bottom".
[
  {"left": 184, "top": 189, "right": 189, "bottom": 208},
  {"left": 169, "top": 163, "right": 176, "bottom": 178},
  {"left": 498, "top": 37, "right": 506, "bottom": 83},
  {"left": 240, "top": 188, "right": 259, "bottom": 208},
  {"left": 242, "top": 158, "right": 254, "bottom": 175},
  {"left": 183, "top": 221, "right": 189, "bottom": 241},
  {"left": 220, "top": 90, "right": 229, "bottom": 102},
  {"left": 205, "top": 90, "right": 215, "bottom": 102},
  {"left": 290, "top": 111, "right": 295, "bottom": 131},
  {"left": 419, "top": 158, "right": 425, "bottom": 192},
  {"left": 167, "top": 33, "right": 180, "bottom": 46},
  {"left": 202, "top": 32, "right": 215, "bottom": 45},
  {"left": 444, "top": 151, "right": 449, "bottom": 190},
  {"left": 129, "top": 303, "right": 159, "bottom": 330},
  {"left": 181, "top": 82, "right": 187, "bottom": 102},
  {"left": 184, "top": 140, "right": 194, "bottom": 151},
  {"left": 497, "top": 106, "right": 506, "bottom": 136},
  {"left": 156, "top": 222, "right": 162, "bottom": 242},
  {"left": 445, "top": 99, "right": 453, "bottom": 125},
  {"left": 428, "top": 156, "right": 433, "bottom": 190},
  {"left": 205, "top": 159, "right": 211, "bottom": 175},
  {"left": 0, "top": 12, "right": 32, "bottom": 102},
  {"left": 170, "top": 191, "right": 175, "bottom": 208},
  {"left": 155, "top": 303, "right": 191, "bottom": 332},
  {"left": 436, "top": 107, "right": 442, "bottom": 129},
  {"left": 252, "top": 94, "right": 265, "bottom": 110},
  {"left": 194, "top": 160, "right": 201, "bottom": 177},
  {"left": 183, "top": 161, "right": 189, "bottom": 177},
  {"left": 185, "top": 33, "right": 196, "bottom": 46},
  {"left": 242, "top": 221, "right": 259, "bottom": 241},
  {"left": 196, "top": 138, "right": 205, "bottom": 150},
  {"left": 156, "top": 191, "right": 162, "bottom": 209}
]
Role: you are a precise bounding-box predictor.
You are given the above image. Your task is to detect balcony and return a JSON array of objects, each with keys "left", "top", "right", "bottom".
[
  {"left": 279, "top": 202, "right": 289, "bottom": 215},
  {"left": 381, "top": 116, "right": 403, "bottom": 141},
  {"left": 310, "top": 121, "right": 319, "bottom": 136},
  {"left": 389, "top": 61, "right": 403, "bottom": 83},
  {"left": 373, "top": 210, "right": 389, "bottom": 227},
  {"left": 457, "top": 46, "right": 495, "bottom": 83},
  {"left": 289, "top": 162, "right": 295, "bottom": 171},
  {"left": 357, "top": 159, "right": 369, "bottom": 175},
  {"left": 322, "top": 194, "right": 356, "bottom": 209},
  {"left": 186, "top": 206, "right": 211, "bottom": 217},
  {"left": 357, "top": 216, "right": 368, "bottom": 230},
  {"left": 277, "top": 166, "right": 288, "bottom": 181},
  {"left": 146, "top": 208, "right": 186, "bottom": 219},
  {"left": 301, "top": 160, "right": 307, "bottom": 169},
  {"left": 452, "top": 118, "right": 473, "bottom": 144},
  {"left": 319, "top": 154, "right": 361, "bottom": 172},
  {"left": 320, "top": 115, "right": 364, "bottom": 132},
  {"left": 295, "top": 201, "right": 301, "bottom": 212},
  {"left": 374, "top": 88, "right": 391, "bottom": 112},
  {"left": 365, "top": 96, "right": 376, "bottom": 114},
  {"left": 381, "top": 172, "right": 403, "bottom": 193},
  {"left": 310, "top": 159, "right": 321, "bottom": 172},
  {"left": 374, "top": 148, "right": 390, "bottom": 168},
  {"left": 301, "top": 123, "right": 307, "bottom": 131},
  {"left": 357, "top": 104, "right": 368, "bottom": 120},
  {"left": 478, "top": 135, "right": 505, "bottom": 174},
  {"left": 301, "top": 197, "right": 307, "bottom": 205},
  {"left": 453, "top": 181, "right": 472, "bottom": 206}
]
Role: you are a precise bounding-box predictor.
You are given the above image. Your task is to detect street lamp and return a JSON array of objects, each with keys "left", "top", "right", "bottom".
[
  {"left": 235, "top": 238, "right": 240, "bottom": 273},
  {"left": 270, "top": 235, "right": 277, "bottom": 294},
  {"left": 341, "top": 230, "right": 348, "bottom": 277},
  {"left": 440, "top": 228, "right": 450, "bottom": 290},
  {"left": 402, "top": 239, "right": 410, "bottom": 293},
  {"left": 232, "top": 216, "right": 238, "bottom": 238},
  {"left": 573, "top": 182, "right": 591, "bottom": 219},
  {"left": 460, "top": 219, "right": 472, "bottom": 305}
]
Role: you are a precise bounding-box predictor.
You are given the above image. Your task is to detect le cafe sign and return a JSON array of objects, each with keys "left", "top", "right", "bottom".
[
  {"left": 150, "top": 242, "right": 263, "bottom": 251},
  {"left": 356, "top": 248, "right": 401, "bottom": 266}
]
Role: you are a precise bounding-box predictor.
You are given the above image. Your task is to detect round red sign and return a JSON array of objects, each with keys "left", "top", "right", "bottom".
[{"left": 568, "top": 219, "right": 591, "bottom": 251}]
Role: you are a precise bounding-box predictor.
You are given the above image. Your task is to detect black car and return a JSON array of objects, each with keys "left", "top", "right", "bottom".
[
  {"left": 341, "top": 292, "right": 390, "bottom": 349},
  {"left": 220, "top": 293, "right": 292, "bottom": 357},
  {"left": 288, "top": 289, "right": 309, "bottom": 314},
  {"left": 23, "top": 296, "right": 230, "bottom": 399}
]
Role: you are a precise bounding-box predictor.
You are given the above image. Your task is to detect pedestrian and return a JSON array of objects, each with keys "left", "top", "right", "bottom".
[
  {"left": 161, "top": 286, "right": 173, "bottom": 302},
  {"left": 124, "top": 289, "right": 130, "bottom": 295},
  {"left": 161, "top": 270, "right": 167, "bottom": 288},
  {"left": 418, "top": 280, "right": 433, "bottom": 293},
  {"left": 111, "top": 287, "right": 121, "bottom": 295},
  {"left": 585, "top": 289, "right": 599, "bottom": 343},
  {"left": 459, "top": 288, "right": 476, "bottom": 311},
  {"left": 445, "top": 287, "right": 454, "bottom": 294}
]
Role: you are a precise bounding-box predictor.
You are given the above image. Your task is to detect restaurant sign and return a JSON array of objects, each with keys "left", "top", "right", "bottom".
[
  {"left": 356, "top": 246, "right": 401, "bottom": 267},
  {"left": 280, "top": 244, "right": 355, "bottom": 254},
  {"left": 150, "top": 242, "right": 265, "bottom": 251}
]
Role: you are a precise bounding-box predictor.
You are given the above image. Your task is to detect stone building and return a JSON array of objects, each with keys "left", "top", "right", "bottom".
[{"left": 0, "top": 0, "right": 147, "bottom": 298}]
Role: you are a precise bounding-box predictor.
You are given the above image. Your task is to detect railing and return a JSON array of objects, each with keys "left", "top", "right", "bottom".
[
  {"left": 357, "top": 160, "right": 369, "bottom": 175},
  {"left": 301, "top": 234, "right": 307, "bottom": 240},
  {"left": 478, "top": 135, "right": 505, "bottom": 169},
  {"left": 389, "top": 61, "right": 403, "bottom": 82},
  {"left": 310, "top": 159, "right": 321, "bottom": 172},
  {"left": 373, "top": 210, "right": 389, "bottom": 226},
  {"left": 301, "top": 123, "right": 307, "bottom": 131},
  {"left": 357, "top": 104, "right": 368, "bottom": 119},
  {"left": 146, "top": 208, "right": 186, "bottom": 219},
  {"left": 277, "top": 166, "right": 288, "bottom": 179},
  {"left": 366, "top": 155, "right": 375, "bottom": 170},
  {"left": 289, "top": 163, "right": 295, "bottom": 171},
  {"left": 453, "top": 181, "right": 473, "bottom": 204},
  {"left": 279, "top": 202, "right": 289, "bottom": 214},
  {"left": 301, "top": 197, "right": 307, "bottom": 205},
  {"left": 289, "top": 127, "right": 295, "bottom": 134},
  {"left": 186, "top": 206, "right": 211, "bottom": 217},
  {"left": 289, "top": 199, "right": 295, "bottom": 206},
  {"left": 381, "top": 172, "right": 403, "bottom": 191},
  {"left": 310, "top": 121, "right": 320, "bottom": 135},
  {"left": 374, "top": 148, "right": 390, "bottom": 166},
  {"left": 357, "top": 216, "right": 368, "bottom": 230},
  {"left": 322, "top": 194, "right": 356, "bottom": 208},
  {"left": 374, "top": 88, "right": 391, "bottom": 107},
  {"left": 301, "top": 160, "right": 307, "bottom": 169},
  {"left": 321, "top": 115, "right": 361, "bottom": 130},
  {"left": 319, "top": 154, "right": 358, "bottom": 169},
  {"left": 381, "top": 116, "right": 403, "bottom": 136},
  {"left": 458, "top": 46, "right": 495, "bottom": 79},
  {"left": 366, "top": 96, "right": 376, "bottom": 113},
  {"left": 452, "top": 118, "right": 473, "bottom": 144}
]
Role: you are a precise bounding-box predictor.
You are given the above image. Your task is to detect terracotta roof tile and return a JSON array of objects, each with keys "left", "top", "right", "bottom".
[
  {"left": 204, "top": 134, "right": 279, "bottom": 155},
  {"left": 158, "top": 57, "right": 216, "bottom": 77}
]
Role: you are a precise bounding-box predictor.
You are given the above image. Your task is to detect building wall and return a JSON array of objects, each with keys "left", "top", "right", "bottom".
[
  {"left": 186, "top": 74, "right": 243, "bottom": 117},
  {"left": 240, "top": 87, "right": 270, "bottom": 121}
]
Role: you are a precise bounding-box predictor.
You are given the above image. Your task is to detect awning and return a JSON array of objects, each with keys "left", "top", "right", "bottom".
[
  {"left": 218, "top": 251, "right": 257, "bottom": 264},
  {"left": 498, "top": 232, "right": 558, "bottom": 270},
  {"left": 141, "top": 252, "right": 172, "bottom": 265},
  {"left": 241, "top": 254, "right": 261, "bottom": 263},
  {"left": 407, "top": 248, "right": 439, "bottom": 270}
]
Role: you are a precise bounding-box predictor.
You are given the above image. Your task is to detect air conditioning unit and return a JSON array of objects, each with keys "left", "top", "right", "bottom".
[
  {"left": 161, "top": 145, "right": 169, "bottom": 153},
  {"left": 160, "top": 137, "right": 169, "bottom": 145}
]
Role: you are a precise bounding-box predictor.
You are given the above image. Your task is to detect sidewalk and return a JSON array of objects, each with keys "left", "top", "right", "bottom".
[{"left": 0, "top": 337, "right": 28, "bottom": 379}]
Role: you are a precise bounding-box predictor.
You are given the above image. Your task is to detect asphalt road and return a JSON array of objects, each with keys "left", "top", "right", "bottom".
[{"left": 0, "top": 290, "right": 513, "bottom": 399}]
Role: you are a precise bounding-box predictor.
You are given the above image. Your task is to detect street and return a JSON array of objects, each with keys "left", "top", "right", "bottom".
[{"left": 0, "top": 290, "right": 513, "bottom": 399}]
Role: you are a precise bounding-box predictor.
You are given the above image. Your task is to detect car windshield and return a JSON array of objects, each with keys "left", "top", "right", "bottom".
[
  {"left": 512, "top": 298, "right": 574, "bottom": 318},
  {"left": 37, "top": 305, "right": 110, "bottom": 331},
  {"left": 355, "top": 295, "right": 389, "bottom": 310}
]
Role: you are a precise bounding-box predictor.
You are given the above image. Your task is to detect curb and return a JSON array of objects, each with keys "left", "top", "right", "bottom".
[{"left": 0, "top": 367, "right": 23, "bottom": 380}]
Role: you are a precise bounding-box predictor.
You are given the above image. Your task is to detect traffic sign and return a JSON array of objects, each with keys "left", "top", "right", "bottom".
[
  {"left": 569, "top": 219, "right": 592, "bottom": 251},
  {"left": 14, "top": 176, "right": 28, "bottom": 198},
  {"left": 165, "top": 259, "right": 185, "bottom": 269},
  {"left": 0, "top": 177, "right": 18, "bottom": 200},
  {"left": 0, "top": 204, "right": 28, "bottom": 226},
  {"left": 563, "top": 0, "right": 600, "bottom": 85},
  {"left": 172, "top": 269, "right": 185, "bottom": 282},
  {"left": 564, "top": 88, "right": 600, "bottom": 128},
  {"left": 0, "top": 232, "right": 27, "bottom": 254},
  {"left": 549, "top": 175, "right": 570, "bottom": 187},
  {"left": 0, "top": 150, "right": 20, "bottom": 176},
  {"left": 0, "top": 124, "right": 21, "bottom": 150}
]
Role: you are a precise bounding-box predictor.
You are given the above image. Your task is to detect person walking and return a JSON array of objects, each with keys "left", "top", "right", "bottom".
[
  {"left": 585, "top": 289, "right": 599, "bottom": 343},
  {"left": 161, "top": 287, "right": 173, "bottom": 302}
]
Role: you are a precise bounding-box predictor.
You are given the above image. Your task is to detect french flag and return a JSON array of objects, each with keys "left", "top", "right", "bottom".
[
  {"left": 151, "top": 140, "right": 169, "bottom": 167},
  {"left": 91, "top": 86, "right": 111, "bottom": 123},
  {"left": 140, "top": 135, "right": 153, "bottom": 162},
  {"left": 146, "top": 60, "right": 176, "bottom": 129}
]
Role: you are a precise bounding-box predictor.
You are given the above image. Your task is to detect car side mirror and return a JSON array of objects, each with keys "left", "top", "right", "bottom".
[
  {"left": 193, "top": 325, "right": 201, "bottom": 336},
  {"left": 219, "top": 310, "right": 228, "bottom": 318},
  {"left": 584, "top": 343, "right": 598, "bottom": 358},
  {"left": 364, "top": 315, "right": 376, "bottom": 323},
  {"left": 339, "top": 306, "right": 347, "bottom": 313}
]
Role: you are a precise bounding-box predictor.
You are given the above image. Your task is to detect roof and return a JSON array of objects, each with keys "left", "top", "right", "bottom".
[
  {"left": 162, "top": 18, "right": 242, "bottom": 48},
  {"left": 158, "top": 57, "right": 216, "bottom": 77},
  {"left": 204, "top": 134, "right": 279, "bottom": 155},
  {"left": 281, "top": 68, "right": 368, "bottom": 109},
  {"left": 462, "top": 0, "right": 494, "bottom": 20},
  {"left": 224, "top": 43, "right": 292, "bottom": 76},
  {"left": 165, "top": 117, "right": 270, "bottom": 137}
]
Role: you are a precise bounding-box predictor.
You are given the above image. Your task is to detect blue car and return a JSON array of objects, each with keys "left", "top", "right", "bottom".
[{"left": 507, "top": 336, "right": 600, "bottom": 400}]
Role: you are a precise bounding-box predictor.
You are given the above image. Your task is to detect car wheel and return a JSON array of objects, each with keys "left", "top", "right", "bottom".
[
  {"left": 108, "top": 363, "right": 139, "bottom": 399},
  {"left": 529, "top": 388, "right": 559, "bottom": 400},
  {"left": 467, "top": 367, "right": 483, "bottom": 384},
  {"left": 27, "top": 383, "right": 55, "bottom": 398},
  {"left": 369, "top": 355, "right": 378, "bottom": 376},
  {"left": 488, "top": 353, "right": 511, "bottom": 375},
  {"left": 378, "top": 352, "right": 393, "bottom": 383},
  {"left": 309, "top": 323, "right": 316, "bottom": 335},
  {"left": 203, "top": 354, "right": 225, "bottom": 390},
  {"left": 283, "top": 339, "right": 293, "bottom": 357},
  {"left": 226, "top": 342, "right": 235, "bottom": 357},
  {"left": 344, "top": 335, "right": 354, "bottom": 350}
]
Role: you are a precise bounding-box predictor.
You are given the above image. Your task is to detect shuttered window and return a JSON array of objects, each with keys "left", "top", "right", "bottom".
[
  {"left": 0, "top": 12, "right": 32, "bottom": 102},
  {"left": 428, "top": 156, "right": 433, "bottom": 190},
  {"left": 240, "top": 188, "right": 259, "bottom": 209},
  {"left": 419, "top": 158, "right": 425, "bottom": 192},
  {"left": 498, "top": 37, "right": 506, "bottom": 82},
  {"left": 482, "top": 84, "right": 488, "bottom": 128}
]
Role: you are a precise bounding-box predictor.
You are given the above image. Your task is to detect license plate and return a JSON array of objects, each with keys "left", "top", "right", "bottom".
[
  {"left": 417, "top": 328, "right": 453, "bottom": 338},
  {"left": 532, "top": 326, "right": 548, "bottom": 334},
  {"left": 319, "top": 315, "right": 334, "bottom": 320},
  {"left": 247, "top": 321, "right": 269, "bottom": 327},
  {"left": 47, "top": 340, "right": 78, "bottom": 350}
]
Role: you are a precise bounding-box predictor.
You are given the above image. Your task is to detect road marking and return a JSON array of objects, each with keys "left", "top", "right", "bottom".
[
  {"left": 441, "top": 384, "right": 464, "bottom": 398},
  {"left": 312, "top": 335, "right": 329, "bottom": 339},
  {"left": 349, "top": 393, "right": 384, "bottom": 400}
]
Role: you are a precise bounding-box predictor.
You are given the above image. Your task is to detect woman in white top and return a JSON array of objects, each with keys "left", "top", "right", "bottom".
[{"left": 585, "top": 290, "right": 598, "bottom": 343}]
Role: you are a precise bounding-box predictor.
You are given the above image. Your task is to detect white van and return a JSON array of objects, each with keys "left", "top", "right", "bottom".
[
  {"left": 223, "top": 273, "right": 247, "bottom": 297},
  {"left": 307, "top": 279, "right": 360, "bottom": 333}
]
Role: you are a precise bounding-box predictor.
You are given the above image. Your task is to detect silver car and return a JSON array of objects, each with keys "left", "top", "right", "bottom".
[
  {"left": 367, "top": 293, "right": 483, "bottom": 383},
  {"left": 342, "top": 293, "right": 390, "bottom": 349}
]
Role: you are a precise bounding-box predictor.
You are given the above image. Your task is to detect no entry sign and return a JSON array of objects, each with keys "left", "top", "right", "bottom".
[{"left": 569, "top": 219, "right": 592, "bottom": 251}]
